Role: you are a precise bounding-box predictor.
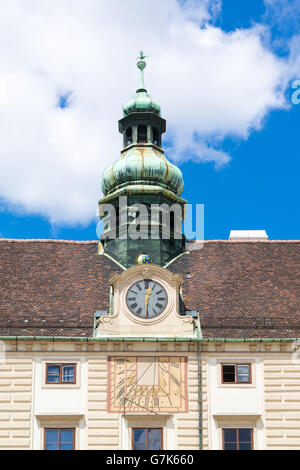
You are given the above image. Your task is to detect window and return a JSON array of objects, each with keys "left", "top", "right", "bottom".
[
  {"left": 222, "top": 364, "right": 251, "bottom": 384},
  {"left": 152, "top": 127, "right": 160, "bottom": 146},
  {"left": 46, "top": 364, "right": 76, "bottom": 384},
  {"left": 125, "top": 127, "right": 133, "bottom": 146},
  {"left": 44, "top": 428, "right": 75, "bottom": 450},
  {"left": 137, "top": 125, "right": 147, "bottom": 143},
  {"left": 132, "top": 428, "right": 163, "bottom": 450},
  {"left": 223, "top": 428, "right": 253, "bottom": 450}
]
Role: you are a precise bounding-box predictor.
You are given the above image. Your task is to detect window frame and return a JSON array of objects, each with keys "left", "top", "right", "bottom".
[
  {"left": 44, "top": 428, "right": 75, "bottom": 451},
  {"left": 221, "top": 363, "right": 252, "bottom": 384},
  {"left": 45, "top": 363, "right": 77, "bottom": 385},
  {"left": 132, "top": 427, "right": 163, "bottom": 450},
  {"left": 222, "top": 428, "right": 253, "bottom": 450}
]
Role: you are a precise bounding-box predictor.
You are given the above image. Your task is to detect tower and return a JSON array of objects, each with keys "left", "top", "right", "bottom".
[{"left": 99, "top": 52, "right": 186, "bottom": 268}]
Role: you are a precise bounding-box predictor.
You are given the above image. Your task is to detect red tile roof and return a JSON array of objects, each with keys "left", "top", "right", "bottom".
[
  {"left": 0, "top": 239, "right": 299, "bottom": 338},
  {"left": 170, "top": 241, "right": 300, "bottom": 338}
]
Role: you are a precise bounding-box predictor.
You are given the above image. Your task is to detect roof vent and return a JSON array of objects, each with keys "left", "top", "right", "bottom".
[{"left": 229, "top": 230, "right": 268, "bottom": 241}]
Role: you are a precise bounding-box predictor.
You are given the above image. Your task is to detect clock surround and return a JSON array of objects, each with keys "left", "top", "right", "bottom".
[{"left": 95, "top": 264, "right": 195, "bottom": 337}]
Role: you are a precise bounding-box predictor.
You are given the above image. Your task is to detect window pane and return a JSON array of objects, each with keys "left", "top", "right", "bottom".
[
  {"left": 46, "top": 443, "right": 60, "bottom": 450},
  {"left": 222, "top": 365, "right": 235, "bottom": 383},
  {"left": 60, "top": 443, "right": 73, "bottom": 451},
  {"left": 62, "top": 365, "right": 74, "bottom": 383},
  {"left": 134, "top": 442, "right": 147, "bottom": 450},
  {"left": 148, "top": 429, "right": 161, "bottom": 441},
  {"left": 47, "top": 365, "right": 60, "bottom": 383},
  {"left": 45, "top": 429, "right": 59, "bottom": 450},
  {"left": 149, "top": 441, "right": 162, "bottom": 450},
  {"left": 60, "top": 429, "right": 74, "bottom": 444},
  {"left": 134, "top": 429, "right": 147, "bottom": 443},
  {"left": 238, "top": 429, "right": 252, "bottom": 443},
  {"left": 224, "top": 443, "right": 238, "bottom": 450},
  {"left": 239, "top": 443, "right": 252, "bottom": 450},
  {"left": 223, "top": 429, "right": 237, "bottom": 443},
  {"left": 237, "top": 365, "right": 250, "bottom": 382}
]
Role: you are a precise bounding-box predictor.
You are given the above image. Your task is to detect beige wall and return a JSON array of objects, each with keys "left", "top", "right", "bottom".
[
  {"left": 0, "top": 357, "right": 33, "bottom": 449},
  {"left": 264, "top": 359, "right": 300, "bottom": 449},
  {"left": 87, "top": 357, "right": 120, "bottom": 449},
  {"left": 1, "top": 340, "right": 300, "bottom": 450}
]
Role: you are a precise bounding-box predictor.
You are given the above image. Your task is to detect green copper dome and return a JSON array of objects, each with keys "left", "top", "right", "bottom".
[
  {"left": 101, "top": 145, "right": 184, "bottom": 196},
  {"left": 123, "top": 90, "right": 161, "bottom": 116}
]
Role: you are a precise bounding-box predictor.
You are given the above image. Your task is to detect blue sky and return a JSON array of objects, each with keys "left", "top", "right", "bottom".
[{"left": 0, "top": 0, "right": 299, "bottom": 241}]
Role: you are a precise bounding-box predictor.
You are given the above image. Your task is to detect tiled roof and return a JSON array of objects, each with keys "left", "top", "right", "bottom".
[
  {"left": 0, "top": 239, "right": 299, "bottom": 338},
  {"left": 0, "top": 240, "right": 121, "bottom": 337},
  {"left": 169, "top": 241, "right": 300, "bottom": 338}
]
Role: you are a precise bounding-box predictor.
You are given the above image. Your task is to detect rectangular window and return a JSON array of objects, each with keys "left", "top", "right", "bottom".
[
  {"left": 222, "top": 364, "right": 251, "bottom": 384},
  {"left": 223, "top": 428, "right": 253, "bottom": 450},
  {"left": 46, "top": 364, "right": 76, "bottom": 384},
  {"left": 44, "top": 428, "right": 75, "bottom": 450},
  {"left": 132, "top": 428, "right": 163, "bottom": 450}
]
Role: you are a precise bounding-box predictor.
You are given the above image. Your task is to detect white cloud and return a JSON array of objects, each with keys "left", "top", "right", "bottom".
[{"left": 0, "top": 0, "right": 298, "bottom": 225}]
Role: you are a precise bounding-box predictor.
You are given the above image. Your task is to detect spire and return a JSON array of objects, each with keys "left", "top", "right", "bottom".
[
  {"left": 136, "top": 50, "right": 148, "bottom": 92},
  {"left": 122, "top": 51, "right": 161, "bottom": 117}
]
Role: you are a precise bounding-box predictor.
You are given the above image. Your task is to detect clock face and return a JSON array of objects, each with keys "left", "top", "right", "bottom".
[{"left": 126, "top": 279, "right": 168, "bottom": 319}]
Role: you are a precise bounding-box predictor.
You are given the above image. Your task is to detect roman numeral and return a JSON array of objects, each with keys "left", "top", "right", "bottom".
[
  {"left": 136, "top": 307, "right": 142, "bottom": 315},
  {"left": 156, "top": 289, "right": 163, "bottom": 295},
  {"left": 137, "top": 284, "right": 142, "bottom": 291},
  {"left": 157, "top": 297, "right": 165, "bottom": 302},
  {"left": 130, "top": 303, "right": 138, "bottom": 309},
  {"left": 156, "top": 303, "right": 163, "bottom": 309},
  {"left": 128, "top": 297, "right": 136, "bottom": 302}
]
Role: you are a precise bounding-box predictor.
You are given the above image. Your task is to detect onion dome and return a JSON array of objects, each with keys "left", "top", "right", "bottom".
[
  {"left": 101, "top": 145, "right": 184, "bottom": 196},
  {"left": 123, "top": 90, "right": 161, "bottom": 116}
]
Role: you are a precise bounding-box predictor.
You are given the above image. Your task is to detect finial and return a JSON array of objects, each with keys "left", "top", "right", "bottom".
[{"left": 136, "top": 50, "right": 148, "bottom": 92}]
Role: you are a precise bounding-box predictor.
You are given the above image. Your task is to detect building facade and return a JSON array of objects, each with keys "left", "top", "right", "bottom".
[{"left": 0, "top": 54, "right": 299, "bottom": 450}]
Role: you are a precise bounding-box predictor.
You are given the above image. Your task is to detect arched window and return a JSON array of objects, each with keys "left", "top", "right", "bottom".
[
  {"left": 125, "top": 127, "right": 133, "bottom": 146},
  {"left": 137, "top": 125, "right": 147, "bottom": 143},
  {"left": 153, "top": 127, "right": 160, "bottom": 146}
]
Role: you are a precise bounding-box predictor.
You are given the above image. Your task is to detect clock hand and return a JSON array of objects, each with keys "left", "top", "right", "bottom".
[{"left": 145, "top": 288, "right": 152, "bottom": 318}]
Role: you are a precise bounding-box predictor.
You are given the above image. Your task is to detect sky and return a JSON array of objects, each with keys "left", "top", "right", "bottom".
[{"left": 0, "top": 0, "right": 299, "bottom": 241}]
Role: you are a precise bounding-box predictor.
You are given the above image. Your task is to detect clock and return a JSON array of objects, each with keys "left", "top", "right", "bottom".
[
  {"left": 108, "top": 356, "right": 188, "bottom": 413},
  {"left": 126, "top": 279, "right": 168, "bottom": 319}
]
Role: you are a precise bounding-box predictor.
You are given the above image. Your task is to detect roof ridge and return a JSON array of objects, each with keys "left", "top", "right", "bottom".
[
  {"left": 0, "top": 239, "right": 99, "bottom": 244},
  {"left": 0, "top": 239, "right": 299, "bottom": 244},
  {"left": 188, "top": 240, "right": 300, "bottom": 243}
]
